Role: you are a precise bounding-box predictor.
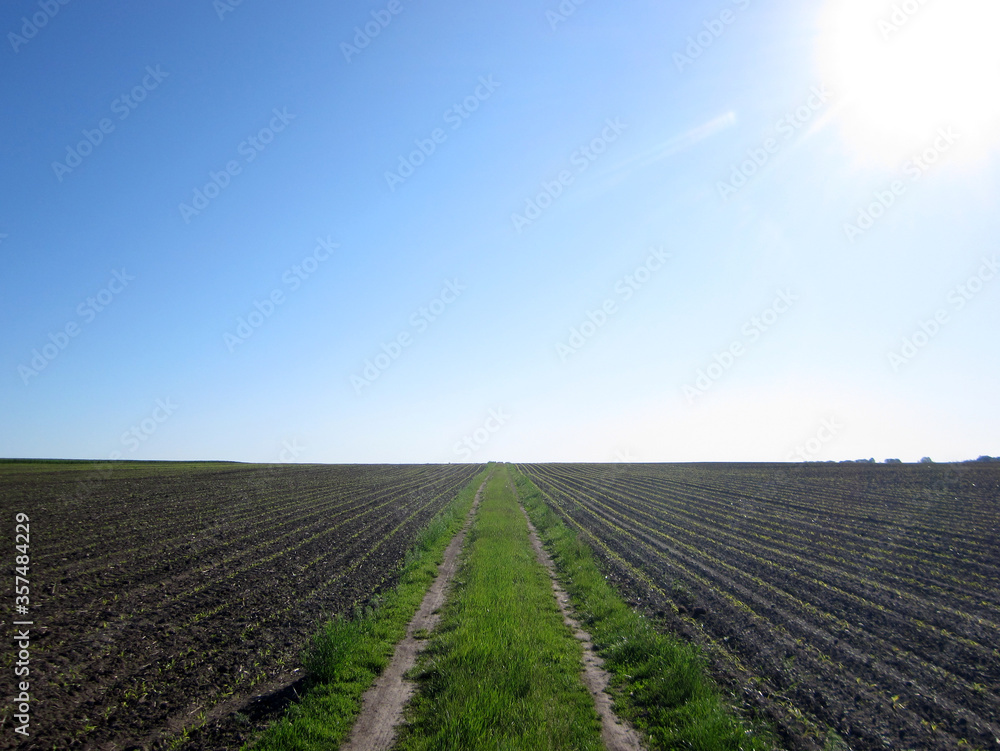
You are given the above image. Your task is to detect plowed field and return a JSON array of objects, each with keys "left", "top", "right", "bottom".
[
  {"left": 518, "top": 462, "right": 1000, "bottom": 751},
  {"left": 0, "top": 461, "right": 482, "bottom": 749}
]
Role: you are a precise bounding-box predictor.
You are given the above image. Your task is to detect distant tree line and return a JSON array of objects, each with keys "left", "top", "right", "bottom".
[{"left": 829, "top": 456, "right": 1000, "bottom": 464}]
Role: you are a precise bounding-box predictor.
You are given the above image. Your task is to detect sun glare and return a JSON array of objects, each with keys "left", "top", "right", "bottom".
[{"left": 817, "top": 0, "right": 1000, "bottom": 168}]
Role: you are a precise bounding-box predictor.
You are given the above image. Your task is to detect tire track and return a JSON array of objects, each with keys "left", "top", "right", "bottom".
[
  {"left": 510, "top": 476, "right": 647, "bottom": 751},
  {"left": 340, "top": 475, "right": 489, "bottom": 751}
]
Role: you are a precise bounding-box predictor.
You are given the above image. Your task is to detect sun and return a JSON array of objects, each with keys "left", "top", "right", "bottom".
[{"left": 816, "top": 0, "right": 1000, "bottom": 168}]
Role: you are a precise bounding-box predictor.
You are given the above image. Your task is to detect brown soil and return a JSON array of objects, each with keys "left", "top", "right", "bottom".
[
  {"left": 520, "top": 462, "right": 1000, "bottom": 751},
  {"left": 0, "top": 462, "right": 482, "bottom": 750}
]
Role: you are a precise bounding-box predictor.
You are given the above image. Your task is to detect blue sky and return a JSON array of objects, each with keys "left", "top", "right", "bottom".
[{"left": 2, "top": 0, "right": 998, "bottom": 463}]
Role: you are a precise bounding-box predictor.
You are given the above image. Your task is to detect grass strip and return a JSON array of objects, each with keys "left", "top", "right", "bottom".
[
  {"left": 395, "top": 465, "right": 604, "bottom": 750},
  {"left": 510, "top": 465, "right": 776, "bottom": 751},
  {"left": 244, "top": 464, "right": 493, "bottom": 751}
]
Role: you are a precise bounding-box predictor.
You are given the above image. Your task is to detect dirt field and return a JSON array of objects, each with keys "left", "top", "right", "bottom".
[
  {"left": 0, "top": 461, "right": 481, "bottom": 750},
  {"left": 519, "top": 461, "right": 1000, "bottom": 751}
]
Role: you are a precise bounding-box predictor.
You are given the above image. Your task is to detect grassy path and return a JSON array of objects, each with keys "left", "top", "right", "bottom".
[
  {"left": 394, "top": 466, "right": 606, "bottom": 750},
  {"left": 512, "top": 477, "right": 646, "bottom": 751},
  {"left": 248, "top": 462, "right": 773, "bottom": 750},
  {"left": 340, "top": 475, "right": 488, "bottom": 749}
]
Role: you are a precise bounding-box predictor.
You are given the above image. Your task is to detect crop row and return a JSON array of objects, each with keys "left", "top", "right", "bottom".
[
  {"left": 518, "top": 462, "right": 1000, "bottom": 751},
  {"left": 0, "top": 462, "right": 483, "bottom": 749}
]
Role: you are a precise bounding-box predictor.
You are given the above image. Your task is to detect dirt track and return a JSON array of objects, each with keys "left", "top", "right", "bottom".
[
  {"left": 341, "top": 477, "right": 487, "bottom": 751},
  {"left": 513, "top": 480, "right": 646, "bottom": 751},
  {"left": 344, "top": 470, "right": 647, "bottom": 751}
]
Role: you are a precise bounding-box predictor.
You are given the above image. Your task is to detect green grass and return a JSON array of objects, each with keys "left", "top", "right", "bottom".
[
  {"left": 395, "top": 466, "right": 604, "bottom": 751},
  {"left": 243, "top": 465, "right": 492, "bottom": 751},
  {"left": 510, "top": 466, "right": 776, "bottom": 751},
  {"left": 0, "top": 458, "right": 243, "bottom": 478}
]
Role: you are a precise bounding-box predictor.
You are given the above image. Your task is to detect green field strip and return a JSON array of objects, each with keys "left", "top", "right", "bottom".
[
  {"left": 242, "top": 466, "right": 492, "bottom": 751},
  {"left": 393, "top": 465, "right": 605, "bottom": 750}
]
